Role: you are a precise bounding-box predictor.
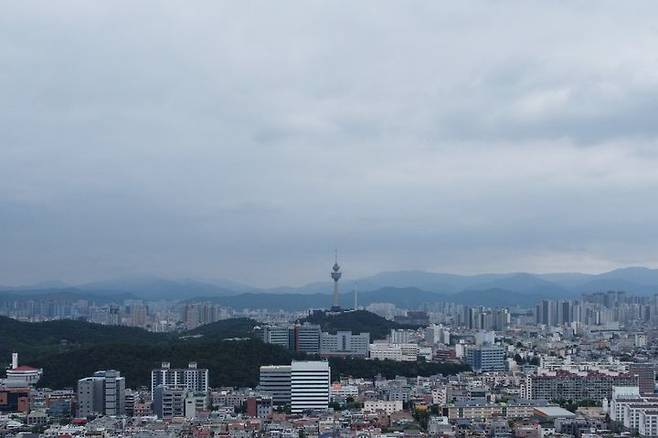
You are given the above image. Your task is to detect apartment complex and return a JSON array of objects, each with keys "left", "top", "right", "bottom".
[
  {"left": 524, "top": 370, "right": 638, "bottom": 401},
  {"left": 609, "top": 386, "right": 658, "bottom": 436}
]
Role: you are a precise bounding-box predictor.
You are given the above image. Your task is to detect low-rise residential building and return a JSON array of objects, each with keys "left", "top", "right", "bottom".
[{"left": 362, "top": 400, "right": 403, "bottom": 415}]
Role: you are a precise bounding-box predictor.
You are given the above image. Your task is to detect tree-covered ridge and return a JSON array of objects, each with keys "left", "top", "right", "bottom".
[
  {"left": 301, "top": 310, "right": 418, "bottom": 340},
  {"left": 0, "top": 316, "right": 169, "bottom": 360},
  {"left": 328, "top": 357, "right": 470, "bottom": 380},
  {"left": 0, "top": 315, "right": 466, "bottom": 390},
  {"left": 0, "top": 315, "right": 263, "bottom": 364},
  {"left": 184, "top": 317, "right": 259, "bottom": 340},
  {"left": 32, "top": 339, "right": 301, "bottom": 389},
  {"left": 32, "top": 339, "right": 469, "bottom": 389}
]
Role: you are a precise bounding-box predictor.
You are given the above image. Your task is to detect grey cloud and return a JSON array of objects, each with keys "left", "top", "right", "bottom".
[{"left": 2, "top": 1, "right": 658, "bottom": 286}]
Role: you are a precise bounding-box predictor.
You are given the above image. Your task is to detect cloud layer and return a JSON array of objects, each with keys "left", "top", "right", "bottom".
[{"left": 2, "top": 1, "right": 658, "bottom": 286}]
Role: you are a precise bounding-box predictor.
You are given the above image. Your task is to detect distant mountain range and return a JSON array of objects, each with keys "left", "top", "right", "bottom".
[{"left": 2, "top": 267, "right": 658, "bottom": 308}]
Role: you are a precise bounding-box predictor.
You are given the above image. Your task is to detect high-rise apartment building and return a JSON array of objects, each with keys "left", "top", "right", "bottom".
[
  {"left": 150, "top": 362, "right": 209, "bottom": 397},
  {"left": 461, "top": 307, "right": 510, "bottom": 330},
  {"left": 290, "top": 361, "right": 330, "bottom": 413}
]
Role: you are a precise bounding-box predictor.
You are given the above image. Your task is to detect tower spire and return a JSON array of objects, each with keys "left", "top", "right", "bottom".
[{"left": 330, "top": 250, "right": 342, "bottom": 310}]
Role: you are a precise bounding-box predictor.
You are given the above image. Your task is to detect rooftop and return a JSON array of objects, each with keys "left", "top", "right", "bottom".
[{"left": 7, "top": 365, "right": 40, "bottom": 372}]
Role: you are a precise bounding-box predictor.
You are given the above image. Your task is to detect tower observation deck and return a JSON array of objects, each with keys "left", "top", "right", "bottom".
[{"left": 330, "top": 251, "right": 342, "bottom": 310}]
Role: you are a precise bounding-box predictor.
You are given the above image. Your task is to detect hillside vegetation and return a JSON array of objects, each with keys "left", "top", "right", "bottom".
[
  {"left": 1, "top": 315, "right": 464, "bottom": 389},
  {"left": 0, "top": 316, "right": 168, "bottom": 360},
  {"left": 329, "top": 357, "right": 469, "bottom": 379},
  {"left": 302, "top": 310, "right": 419, "bottom": 340},
  {"left": 32, "top": 339, "right": 300, "bottom": 389},
  {"left": 184, "top": 317, "right": 259, "bottom": 339}
]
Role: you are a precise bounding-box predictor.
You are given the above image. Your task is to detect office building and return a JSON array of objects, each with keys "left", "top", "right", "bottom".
[
  {"left": 152, "top": 385, "right": 188, "bottom": 418},
  {"left": 77, "top": 370, "right": 125, "bottom": 417},
  {"left": 369, "top": 343, "right": 429, "bottom": 362},
  {"left": 259, "top": 365, "right": 292, "bottom": 405},
  {"left": 150, "top": 362, "right": 209, "bottom": 396},
  {"left": 262, "top": 325, "right": 292, "bottom": 349},
  {"left": 290, "top": 361, "right": 331, "bottom": 413},
  {"left": 320, "top": 331, "right": 370, "bottom": 357},
  {"left": 465, "top": 345, "right": 506, "bottom": 373},
  {"left": 292, "top": 324, "right": 321, "bottom": 354},
  {"left": 369, "top": 343, "right": 404, "bottom": 361}
]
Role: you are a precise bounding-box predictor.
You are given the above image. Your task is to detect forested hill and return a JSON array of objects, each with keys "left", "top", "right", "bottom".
[
  {"left": 0, "top": 316, "right": 167, "bottom": 359},
  {"left": 0, "top": 315, "right": 466, "bottom": 390},
  {"left": 0, "top": 316, "right": 260, "bottom": 363},
  {"left": 301, "top": 310, "right": 419, "bottom": 340},
  {"left": 32, "top": 339, "right": 299, "bottom": 389},
  {"left": 184, "top": 317, "right": 259, "bottom": 339},
  {"left": 32, "top": 340, "right": 468, "bottom": 389}
]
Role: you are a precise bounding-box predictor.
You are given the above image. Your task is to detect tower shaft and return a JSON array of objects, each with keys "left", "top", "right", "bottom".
[{"left": 330, "top": 250, "right": 342, "bottom": 310}]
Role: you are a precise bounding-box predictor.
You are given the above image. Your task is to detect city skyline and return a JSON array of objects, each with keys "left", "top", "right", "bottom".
[{"left": 3, "top": 2, "right": 658, "bottom": 436}]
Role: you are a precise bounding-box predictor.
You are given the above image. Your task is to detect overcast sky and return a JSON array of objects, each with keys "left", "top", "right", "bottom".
[{"left": 2, "top": 1, "right": 658, "bottom": 287}]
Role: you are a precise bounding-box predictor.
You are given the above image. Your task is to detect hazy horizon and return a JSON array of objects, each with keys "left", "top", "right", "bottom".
[
  {"left": 3, "top": 264, "right": 658, "bottom": 291},
  {"left": 4, "top": 2, "right": 658, "bottom": 287}
]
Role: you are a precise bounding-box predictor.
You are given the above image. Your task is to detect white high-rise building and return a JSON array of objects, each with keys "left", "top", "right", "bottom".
[{"left": 290, "top": 361, "right": 330, "bottom": 413}]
